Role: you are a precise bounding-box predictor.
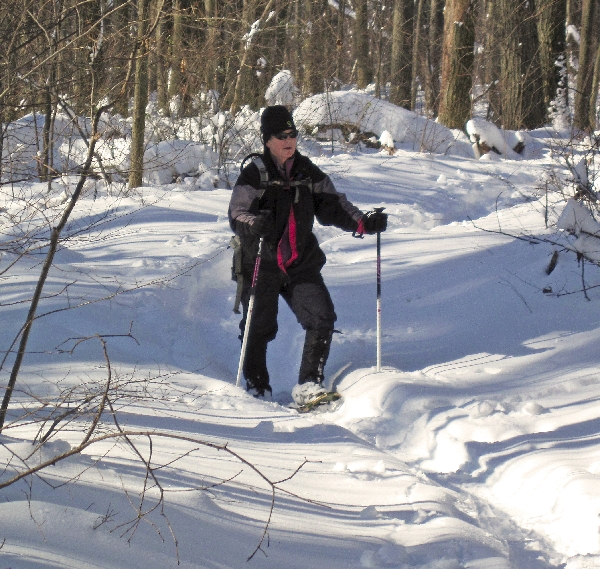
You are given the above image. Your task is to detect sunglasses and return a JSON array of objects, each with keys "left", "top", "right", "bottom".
[{"left": 273, "top": 129, "right": 298, "bottom": 140}]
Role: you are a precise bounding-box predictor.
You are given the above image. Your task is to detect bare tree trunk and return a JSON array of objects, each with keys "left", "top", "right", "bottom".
[
  {"left": 284, "top": 0, "right": 301, "bottom": 82},
  {"left": 154, "top": 0, "right": 167, "bottom": 112},
  {"left": 482, "top": 0, "right": 501, "bottom": 122},
  {"left": 336, "top": 0, "right": 346, "bottom": 83},
  {"left": 518, "top": 1, "right": 545, "bottom": 129},
  {"left": 354, "top": 0, "right": 372, "bottom": 89},
  {"left": 229, "top": 0, "right": 257, "bottom": 111},
  {"left": 574, "top": 0, "right": 596, "bottom": 131},
  {"left": 42, "top": 85, "right": 54, "bottom": 182},
  {"left": 111, "top": 0, "right": 133, "bottom": 117},
  {"left": 424, "top": 0, "right": 443, "bottom": 116},
  {"left": 204, "top": 0, "right": 219, "bottom": 93},
  {"left": 302, "top": 0, "right": 319, "bottom": 95},
  {"left": 129, "top": 0, "right": 149, "bottom": 189},
  {"left": 230, "top": 0, "right": 277, "bottom": 114},
  {"left": 487, "top": 0, "right": 545, "bottom": 129},
  {"left": 498, "top": 7, "right": 523, "bottom": 128},
  {"left": 167, "top": 0, "right": 183, "bottom": 113},
  {"left": 590, "top": 42, "right": 600, "bottom": 129},
  {"left": 564, "top": 0, "right": 578, "bottom": 115},
  {"left": 390, "top": 0, "right": 413, "bottom": 108},
  {"left": 411, "top": 0, "right": 427, "bottom": 111},
  {"left": 438, "top": 0, "right": 476, "bottom": 129},
  {"left": 38, "top": 0, "right": 62, "bottom": 182},
  {"left": 373, "top": 0, "right": 385, "bottom": 98},
  {"left": 537, "top": 0, "right": 567, "bottom": 123}
]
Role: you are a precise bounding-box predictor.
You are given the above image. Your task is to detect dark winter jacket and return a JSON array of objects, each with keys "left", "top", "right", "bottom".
[{"left": 228, "top": 149, "right": 364, "bottom": 277}]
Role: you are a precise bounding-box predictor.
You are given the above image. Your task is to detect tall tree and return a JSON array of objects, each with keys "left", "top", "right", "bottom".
[
  {"left": 486, "top": 0, "right": 545, "bottom": 129},
  {"left": 373, "top": 0, "right": 387, "bottom": 98},
  {"left": 424, "top": 0, "right": 444, "bottom": 116},
  {"left": 411, "top": 0, "right": 427, "bottom": 110},
  {"left": 152, "top": 0, "right": 167, "bottom": 112},
  {"left": 129, "top": 0, "right": 150, "bottom": 189},
  {"left": 230, "top": 0, "right": 276, "bottom": 113},
  {"left": 437, "top": 0, "right": 476, "bottom": 129},
  {"left": 591, "top": 42, "right": 600, "bottom": 129},
  {"left": 203, "top": 0, "right": 218, "bottom": 93},
  {"left": 167, "top": 0, "right": 183, "bottom": 114},
  {"left": 389, "top": 0, "right": 413, "bottom": 108},
  {"left": 574, "top": 0, "right": 597, "bottom": 131},
  {"left": 40, "top": 1, "right": 61, "bottom": 181},
  {"left": 107, "top": 0, "right": 133, "bottom": 117},
  {"left": 563, "top": 0, "right": 578, "bottom": 115},
  {"left": 283, "top": 0, "right": 301, "bottom": 83},
  {"left": 335, "top": 0, "right": 347, "bottom": 83},
  {"left": 481, "top": 0, "right": 500, "bottom": 122},
  {"left": 354, "top": 0, "right": 372, "bottom": 89},
  {"left": 302, "top": 0, "right": 320, "bottom": 95},
  {"left": 537, "top": 0, "right": 567, "bottom": 123}
]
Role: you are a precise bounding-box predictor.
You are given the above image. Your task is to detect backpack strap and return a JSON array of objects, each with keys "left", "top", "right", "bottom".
[
  {"left": 254, "top": 156, "right": 270, "bottom": 190},
  {"left": 289, "top": 178, "right": 312, "bottom": 203},
  {"left": 240, "top": 153, "right": 269, "bottom": 190},
  {"left": 240, "top": 152, "right": 313, "bottom": 199}
]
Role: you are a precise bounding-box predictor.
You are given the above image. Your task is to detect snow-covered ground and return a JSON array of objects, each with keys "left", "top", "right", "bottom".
[{"left": 2, "top": 95, "right": 600, "bottom": 569}]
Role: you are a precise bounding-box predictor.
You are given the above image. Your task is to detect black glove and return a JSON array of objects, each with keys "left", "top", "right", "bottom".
[
  {"left": 250, "top": 211, "right": 274, "bottom": 238},
  {"left": 362, "top": 210, "right": 388, "bottom": 234}
]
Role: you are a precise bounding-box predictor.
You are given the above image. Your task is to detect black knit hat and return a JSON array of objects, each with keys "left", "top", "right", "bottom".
[{"left": 260, "top": 105, "right": 295, "bottom": 142}]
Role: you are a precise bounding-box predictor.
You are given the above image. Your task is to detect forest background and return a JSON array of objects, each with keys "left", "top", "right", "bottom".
[{"left": 1, "top": 0, "right": 600, "bottom": 192}]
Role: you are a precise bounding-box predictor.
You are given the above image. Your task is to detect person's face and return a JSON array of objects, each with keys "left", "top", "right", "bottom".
[{"left": 266, "top": 129, "right": 297, "bottom": 166}]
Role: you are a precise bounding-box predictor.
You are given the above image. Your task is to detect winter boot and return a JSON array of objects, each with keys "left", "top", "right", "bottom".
[
  {"left": 247, "top": 381, "right": 273, "bottom": 400},
  {"left": 298, "top": 327, "right": 333, "bottom": 385},
  {"left": 292, "top": 381, "right": 327, "bottom": 406},
  {"left": 244, "top": 338, "right": 272, "bottom": 397}
]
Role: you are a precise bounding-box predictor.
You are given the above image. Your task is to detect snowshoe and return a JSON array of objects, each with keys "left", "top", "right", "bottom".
[{"left": 295, "top": 391, "right": 341, "bottom": 413}]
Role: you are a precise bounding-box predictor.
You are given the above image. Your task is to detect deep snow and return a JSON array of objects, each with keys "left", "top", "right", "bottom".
[{"left": 2, "top": 95, "right": 600, "bottom": 569}]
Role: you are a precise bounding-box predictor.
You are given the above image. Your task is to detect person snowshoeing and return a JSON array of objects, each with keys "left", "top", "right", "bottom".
[{"left": 228, "top": 105, "right": 387, "bottom": 406}]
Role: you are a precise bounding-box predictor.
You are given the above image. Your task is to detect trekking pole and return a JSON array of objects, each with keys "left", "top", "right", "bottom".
[
  {"left": 374, "top": 207, "right": 385, "bottom": 372},
  {"left": 236, "top": 237, "right": 264, "bottom": 388}
]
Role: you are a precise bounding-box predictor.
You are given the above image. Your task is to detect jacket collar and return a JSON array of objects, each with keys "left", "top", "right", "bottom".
[{"left": 264, "top": 147, "right": 299, "bottom": 181}]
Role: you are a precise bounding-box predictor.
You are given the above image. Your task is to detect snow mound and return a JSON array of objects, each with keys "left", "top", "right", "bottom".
[
  {"left": 293, "top": 91, "right": 468, "bottom": 155},
  {"left": 143, "top": 140, "right": 218, "bottom": 186}
]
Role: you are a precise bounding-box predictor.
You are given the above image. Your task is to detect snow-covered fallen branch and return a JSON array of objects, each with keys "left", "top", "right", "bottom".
[{"left": 557, "top": 199, "right": 600, "bottom": 264}]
